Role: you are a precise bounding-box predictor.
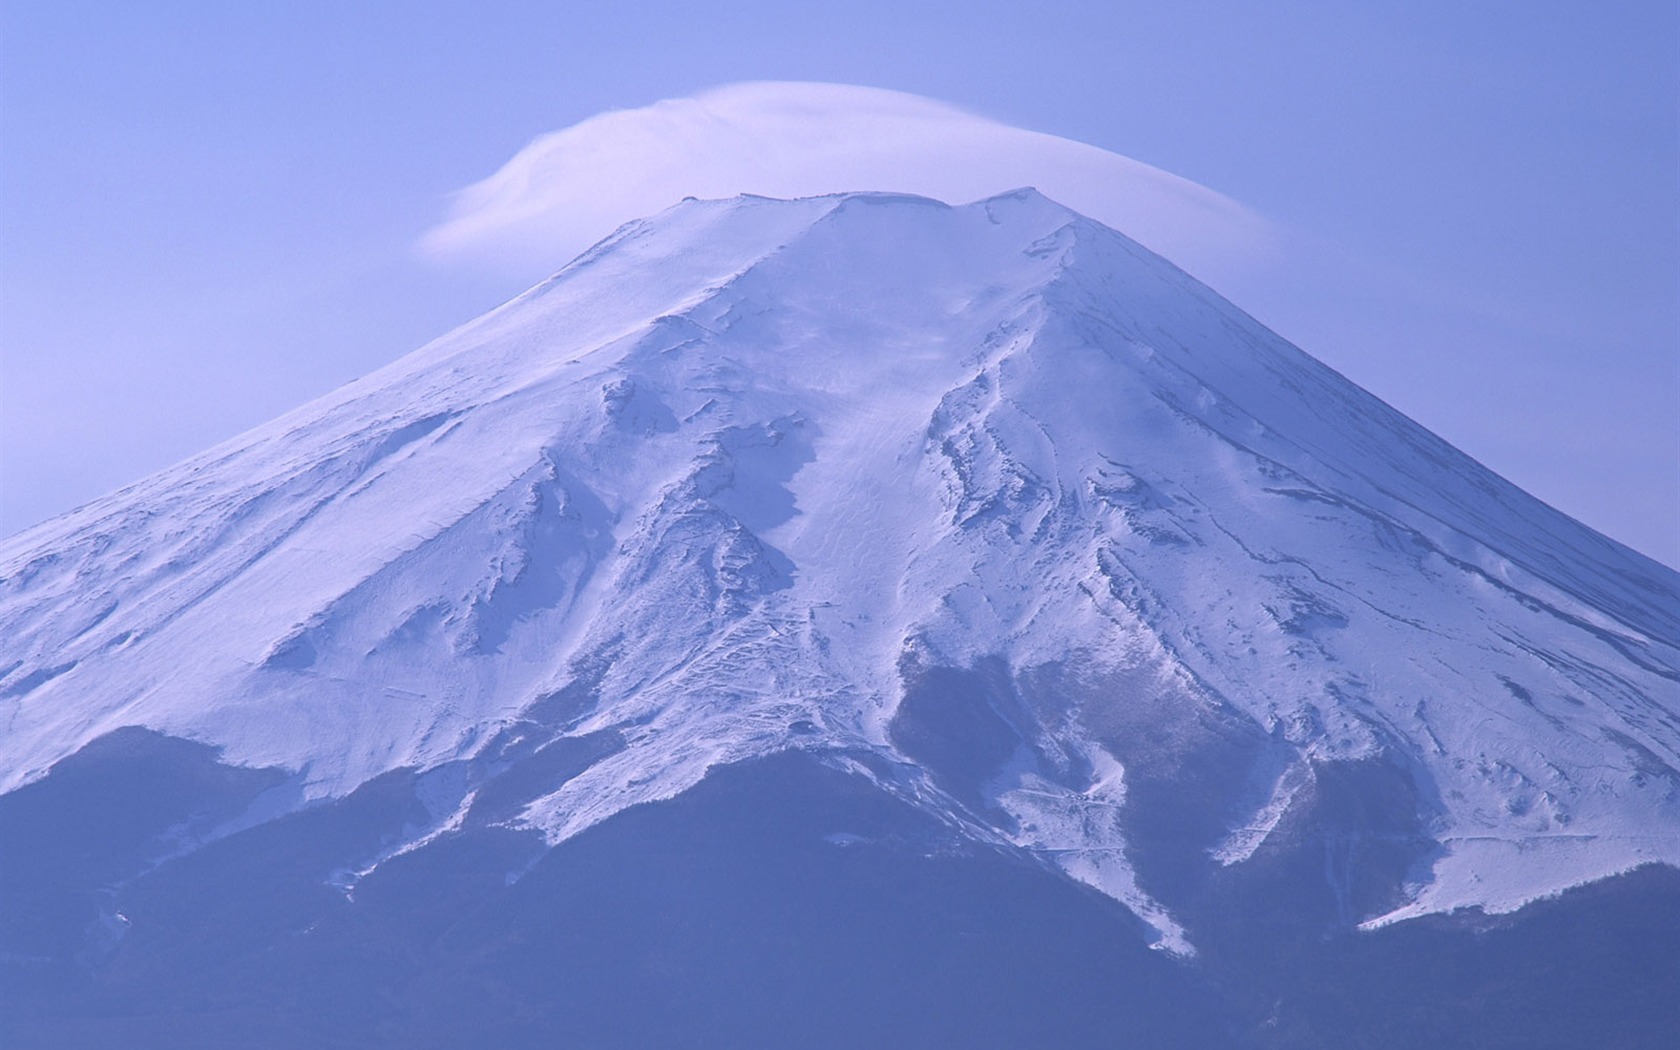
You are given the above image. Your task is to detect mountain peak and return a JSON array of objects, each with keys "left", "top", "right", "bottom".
[{"left": 1, "top": 192, "right": 1675, "bottom": 958}]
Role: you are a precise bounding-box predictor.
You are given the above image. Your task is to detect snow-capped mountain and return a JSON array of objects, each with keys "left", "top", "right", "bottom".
[
  {"left": 2, "top": 190, "right": 1676, "bottom": 1048},
  {"left": 5, "top": 187, "right": 1677, "bottom": 938}
]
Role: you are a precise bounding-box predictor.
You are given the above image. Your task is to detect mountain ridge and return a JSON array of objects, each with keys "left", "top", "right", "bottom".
[{"left": 2, "top": 189, "right": 1675, "bottom": 960}]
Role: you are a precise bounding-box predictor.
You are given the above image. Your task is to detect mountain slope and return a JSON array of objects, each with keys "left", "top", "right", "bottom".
[{"left": 2, "top": 189, "right": 1676, "bottom": 978}]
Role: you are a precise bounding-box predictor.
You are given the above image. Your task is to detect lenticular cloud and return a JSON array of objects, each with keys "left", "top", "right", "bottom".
[{"left": 419, "top": 81, "right": 1277, "bottom": 287}]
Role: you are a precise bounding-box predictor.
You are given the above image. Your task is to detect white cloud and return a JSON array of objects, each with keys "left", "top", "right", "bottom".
[{"left": 419, "top": 81, "right": 1280, "bottom": 290}]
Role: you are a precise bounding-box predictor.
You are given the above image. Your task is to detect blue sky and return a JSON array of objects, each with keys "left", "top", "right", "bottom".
[{"left": 2, "top": 1, "right": 1675, "bottom": 564}]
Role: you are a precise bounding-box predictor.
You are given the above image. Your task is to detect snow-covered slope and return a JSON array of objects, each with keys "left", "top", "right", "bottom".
[{"left": 2, "top": 190, "right": 1675, "bottom": 953}]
